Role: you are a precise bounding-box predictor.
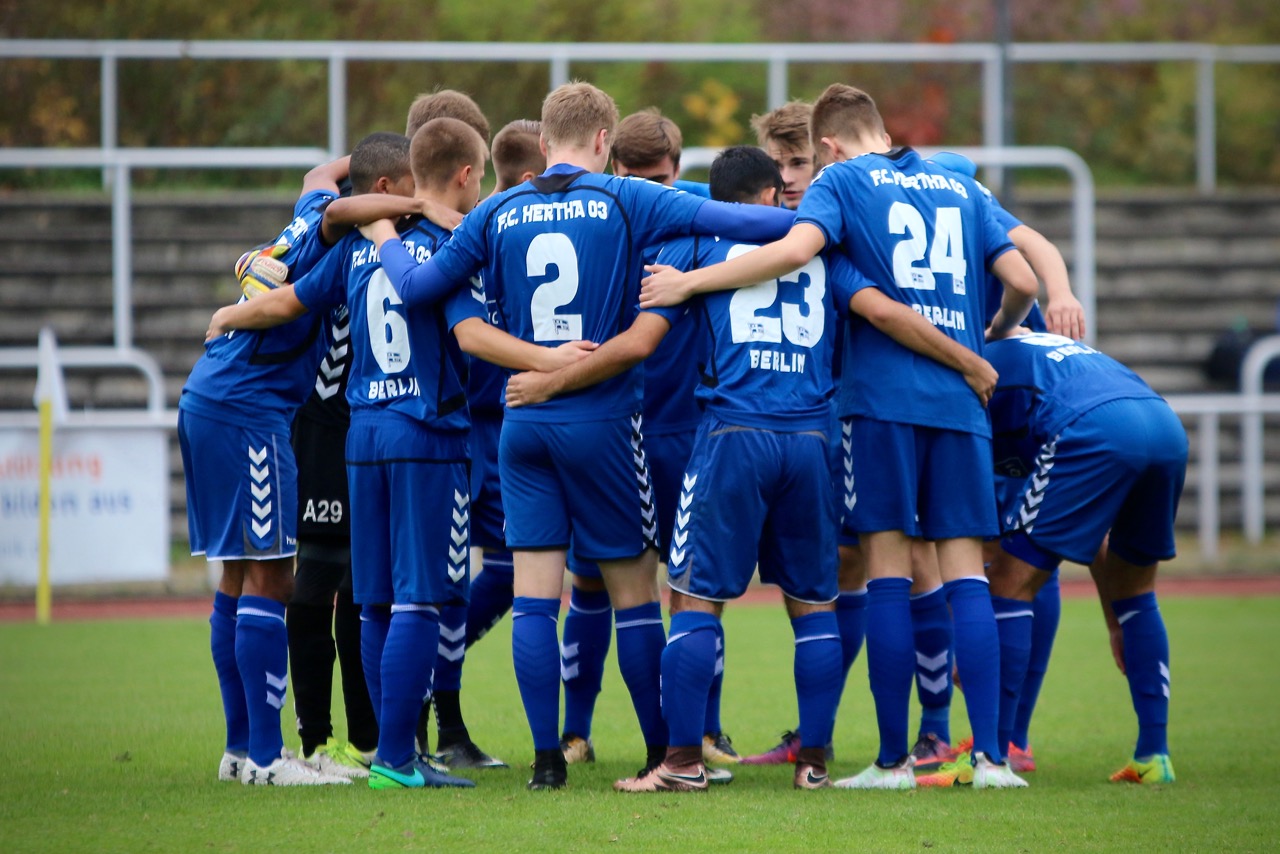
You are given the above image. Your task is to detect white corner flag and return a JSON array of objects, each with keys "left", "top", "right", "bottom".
[{"left": 35, "top": 326, "right": 69, "bottom": 425}]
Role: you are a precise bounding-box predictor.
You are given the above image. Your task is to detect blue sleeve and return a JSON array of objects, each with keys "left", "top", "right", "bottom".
[
  {"left": 443, "top": 282, "right": 487, "bottom": 330},
  {"left": 691, "top": 201, "right": 795, "bottom": 243},
  {"left": 379, "top": 239, "right": 469, "bottom": 309},
  {"left": 793, "top": 167, "right": 845, "bottom": 249},
  {"left": 292, "top": 239, "right": 346, "bottom": 313},
  {"left": 827, "top": 251, "right": 877, "bottom": 315},
  {"left": 976, "top": 191, "right": 1017, "bottom": 269},
  {"left": 673, "top": 179, "right": 711, "bottom": 199},
  {"left": 977, "top": 184, "right": 1022, "bottom": 233}
]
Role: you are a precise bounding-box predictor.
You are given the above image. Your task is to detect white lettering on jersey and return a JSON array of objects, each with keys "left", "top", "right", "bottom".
[
  {"left": 870, "top": 168, "right": 970, "bottom": 198},
  {"left": 911, "top": 303, "right": 967, "bottom": 331},
  {"left": 1015, "top": 332, "right": 1099, "bottom": 362},
  {"left": 366, "top": 377, "right": 421, "bottom": 401},
  {"left": 748, "top": 349, "right": 807, "bottom": 374},
  {"left": 496, "top": 199, "right": 607, "bottom": 234}
]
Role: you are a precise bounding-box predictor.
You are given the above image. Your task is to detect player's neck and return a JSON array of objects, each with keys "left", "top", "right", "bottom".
[
  {"left": 415, "top": 188, "right": 465, "bottom": 218},
  {"left": 546, "top": 144, "right": 608, "bottom": 174}
]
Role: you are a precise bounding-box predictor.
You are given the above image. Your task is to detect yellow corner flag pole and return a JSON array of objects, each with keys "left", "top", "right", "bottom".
[
  {"left": 34, "top": 327, "right": 66, "bottom": 626},
  {"left": 37, "top": 394, "right": 53, "bottom": 625}
]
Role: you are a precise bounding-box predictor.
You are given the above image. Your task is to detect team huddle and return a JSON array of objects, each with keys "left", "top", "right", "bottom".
[{"left": 182, "top": 79, "right": 1186, "bottom": 792}]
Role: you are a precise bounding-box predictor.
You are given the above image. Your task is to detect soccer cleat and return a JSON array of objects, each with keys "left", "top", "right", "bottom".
[
  {"left": 242, "top": 748, "right": 352, "bottom": 786},
  {"left": 613, "top": 761, "right": 709, "bottom": 793},
  {"left": 559, "top": 733, "right": 595, "bottom": 764},
  {"left": 368, "top": 754, "right": 476, "bottom": 790},
  {"left": 703, "top": 732, "right": 741, "bottom": 764},
  {"left": 1007, "top": 743, "right": 1036, "bottom": 773},
  {"left": 303, "top": 738, "right": 371, "bottom": 780},
  {"left": 916, "top": 754, "right": 974, "bottom": 787},
  {"left": 740, "top": 731, "right": 800, "bottom": 765},
  {"left": 1110, "top": 754, "right": 1175, "bottom": 785},
  {"left": 528, "top": 749, "right": 568, "bottom": 791},
  {"left": 217, "top": 750, "right": 247, "bottom": 782},
  {"left": 794, "top": 763, "right": 832, "bottom": 790},
  {"left": 973, "top": 752, "right": 1029, "bottom": 789},
  {"left": 432, "top": 738, "right": 509, "bottom": 770},
  {"left": 909, "top": 732, "right": 955, "bottom": 772},
  {"left": 706, "top": 767, "right": 734, "bottom": 785},
  {"left": 833, "top": 757, "right": 916, "bottom": 790}
]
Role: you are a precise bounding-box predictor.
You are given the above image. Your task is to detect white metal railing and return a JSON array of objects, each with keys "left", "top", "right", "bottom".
[
  {"left": 0, "top": 147, "right": 330, "bottom": 350},
  {"left": 2, "top": 40, "right": 1277, "bottom": 194}
]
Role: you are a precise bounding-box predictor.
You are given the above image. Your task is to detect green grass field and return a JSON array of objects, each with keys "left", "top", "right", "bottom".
[{"left": 1, "top": 596, "right": 1275, "bottom": 853}]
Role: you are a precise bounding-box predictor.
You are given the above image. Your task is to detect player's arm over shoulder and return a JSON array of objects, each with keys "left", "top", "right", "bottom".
[{"left": 206, "top": 286, "right": 308, "bottom": 341}]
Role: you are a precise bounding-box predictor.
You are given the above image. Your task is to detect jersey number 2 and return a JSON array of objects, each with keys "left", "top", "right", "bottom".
[{"left": 528, "top": 233, "right": 583, "bottom": 341}]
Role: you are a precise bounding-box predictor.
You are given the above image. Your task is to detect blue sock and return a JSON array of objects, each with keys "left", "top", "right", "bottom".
[
  {"left": 512, "top": 596, "right": 562, "bottom": 751},
  {"left": 376, "top": 605, "right": 440, "bottom": 769},
  {"left": 792, "top": 611, "right": 843, "bottom": 750},
  {"left": 703, "top": 620, "right": 725, "bottom": 737},
  {"left": 561, "top": 587, "right": 611, "bottom": 739},
  {"left": 234, "top": 595, "right": 288, "bottom": 767},
  {"left": 866, "top": 577, "right": 914, "bottom": 766},
  {"left": 1014, "top": 571, "right": 1061, "bottom": 749},
  {"left": 911, "top": 585, "right": 953, "bottom": 744},
  {"left": 615, "top": 602, "right": 668, "bottom": 749},
  {"left": 465, "top": 551, "right": 514, "bottom": 648},
  {"left": 210, "top": 592, "right": 248, "bottom": 753},
  {"left": 992, "top": 595, "right": 1034, "bottom": 753},
  {"left": 836, "top": 588, "right": 868, "bottom": 686},
  {"left": 946, "top": 577, "right": 1001, "bottom": 761},
  {"left": 360, "top": 605, "right": 391, "bottom": 722},
  {"left": 662, "top": 611, "right": 720, "bottom": 748},
  {"left": 1113, "top": 592, "right": 1170, "bottom": 758},
  {"left": 435, "top": 602, "right": 466, "bottom": 693}
]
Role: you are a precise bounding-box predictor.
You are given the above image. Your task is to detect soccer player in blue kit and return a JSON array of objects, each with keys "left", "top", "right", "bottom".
[
  {"left": 361, "top": 82, "right": 795, "bottom": 790},
  {"left": 209, "top": 119, "right": 597, "bottom": 790},
  {"left": 184, "top": 154, "right": 363, "bottom": 787},
  {"left": 641, "top": 83, "right": 1040, "bottom": 789},
  {"left": 506, "top": 144, "right": 844, "bottom": 791},
  {"left": 983, "top": 332, "right": 1186, "bottom": 785}
]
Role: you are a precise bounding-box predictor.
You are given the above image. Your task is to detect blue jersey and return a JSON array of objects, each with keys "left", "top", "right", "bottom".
[
  {"left": 293, "top": 216, "right": 483, "bottom": 434},
  {"left": 466, "top": 284, "right": 507, "bottom": 419},
  {"left": 985, "top": 333, "right": 1165, "bottom": 476},
  {"left": 181, "top": 188, "right": 338, "bottom": 432},
  {"left": 655, "top": 235, "right": 835, "bottom": 432},
  {"left": 422, "top": 165, "right": 710, "bottom": 423},
  {"left": 977, "top": 182, "right": 1046, "bottom": 331},
  {"left": 803, "top": 148, "right": 1015, "bottom": 435}
]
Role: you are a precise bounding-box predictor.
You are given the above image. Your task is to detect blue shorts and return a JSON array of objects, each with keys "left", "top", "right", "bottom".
[
  {"left": 469, "top": 413, "right": 506, "bottom": 550},
  {"left": 500, "top": 415, "right": 657, "bottom": 561},
  {"left": 666, "top": 417, "right": 838, "bottom": 604},
  {"left": 178, "top": 409, "right": 297, "bottom": 561},
  {"left": 845, "top": 417, "right": 997, "bottom": 539},
  {"left": 1002, "top": 398, "right": 1187, "bottom": 568},
  {"left": 346, "top": 416, "right": 470, "bottom": 606}
]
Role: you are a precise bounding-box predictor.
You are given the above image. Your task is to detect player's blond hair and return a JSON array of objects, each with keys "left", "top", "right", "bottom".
[
  {"left": 750, "top": 100, "right": 813, "bottom": 153},
  {"left": 810, "top": 84, "right": 885, "bottom": 147},
  {"left": 611, "top": 109, "right": 682, "bottom": 170},
  {"left": 540, "top": 82, "right": 619, "bottom": 151},
  {"left": 405, "top": 89, "right": 492, "bottom": 144},
  {"left": 491, "top": 119, "right": 545, "bottom": 191},
  {"left": 410, "top": 118, "right": 487, "bottom": 190}
]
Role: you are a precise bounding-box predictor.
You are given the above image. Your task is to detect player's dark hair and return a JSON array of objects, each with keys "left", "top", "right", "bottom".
[
  {"left": 810, "top": 84, "right": 885, "bottom": 148},
  {"left": 491, "top": 119, "right": 544, "bottom": 192},
  {"left": 410, "top": 117, "right": 487, "bottom": 189},
  {"left": 405, "top": 89, "right": 491, "bottom": 144},
  {"left": 349, "top": 132, "right": 411, "bottom": 195},
  {"left": 709, "top": 145, "right": 784, "bottom": 205},
  {"left": 612, "top": 109, "right": 682, "bottom": 171}
]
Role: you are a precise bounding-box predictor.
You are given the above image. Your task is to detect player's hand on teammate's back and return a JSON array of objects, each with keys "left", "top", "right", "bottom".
[
  {"left": 357, "top": 219, "right": 400, "bottom": 245},
  {"left": 504, "top": 370, "right": 556, "bottom": 408},
  {"left": 1045, "top": 294, "right": 1087, "bottom": 341},
  {"left": 962, "top": 357, "right": 998, "bottom": 407},
  {"left": 639, "top": 264, "right": 690, "bottom": 308},
  {"left": 539, "top": 340, "right": 599, "bottom": 372}
]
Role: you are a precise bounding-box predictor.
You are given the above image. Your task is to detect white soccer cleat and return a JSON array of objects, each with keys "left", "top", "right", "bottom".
[
  {"left": 241, "top": 748, "right": 352, "bottom": 786},
  {"left": 303, "top": 738, "right": 371, "bottom": 780},
  {"left": 834, "top": 757, "right": 916, "bottom": 790},
  {"left": 217, "top": 750, "right": 247, "bottom": 782},
  {"left": 972, "top": 752, "right": 1029, "bottom": 789}
]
